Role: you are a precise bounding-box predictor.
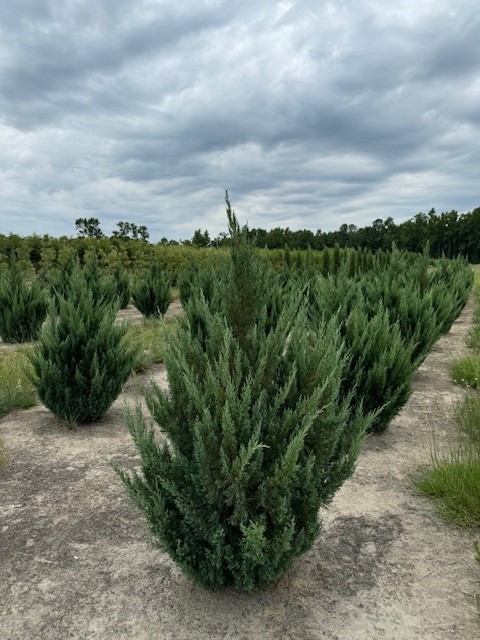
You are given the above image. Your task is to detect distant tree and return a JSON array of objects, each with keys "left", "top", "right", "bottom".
[
  {"left": 191, "top": 229, "right": 210, "bottom": 247},
  {"left": 75, "top": 218, "right": 104, "bottom": 238},
  {"left": 112, "top": 222, "right": 150, "bottom": 242}
]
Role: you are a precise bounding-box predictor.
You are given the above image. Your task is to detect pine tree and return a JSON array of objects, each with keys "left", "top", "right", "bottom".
[
  {"left": 115, "top": 195, "right": 370, "bottom": 591},
  {"left": 0, "top": 262, "right": 47, "bottom": 343},
  {"left": 28, "top": 268, "right": 138, "bottom": 425}
]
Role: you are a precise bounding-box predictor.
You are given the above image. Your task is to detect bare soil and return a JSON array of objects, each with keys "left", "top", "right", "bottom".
[{"left": 1, "top": 298, "right": 479, "bottom": 640}]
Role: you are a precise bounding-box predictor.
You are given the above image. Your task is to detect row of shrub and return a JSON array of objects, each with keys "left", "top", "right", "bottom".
[
  {"left": 0, "top": 258, "right": 177, "bottom": 345},
  {"left": 116, "top": 201, "right": 472, "bottom": 592},
  {"left": 1, "top": 234, "right": 391, "bottom": 283},
  {"left": 0, "top": 203, "right": 473, "bottom": 591}
]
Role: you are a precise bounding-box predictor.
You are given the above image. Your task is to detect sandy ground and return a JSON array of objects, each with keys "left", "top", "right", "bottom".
[{"left": 1, "top": 298, "right": 479, "bottom": 640}]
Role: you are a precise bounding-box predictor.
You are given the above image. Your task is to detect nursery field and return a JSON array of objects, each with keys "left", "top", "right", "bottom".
[
  {"left": 1, "top": 211, "right": 479, "bottom": 639},
  {"left": 0, "top": 295, "right": 479, "bottom": 640}
]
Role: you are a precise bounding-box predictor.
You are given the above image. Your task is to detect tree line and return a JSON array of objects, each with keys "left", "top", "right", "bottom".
[
  {"left": 1, "top": 205, "right": 479, "bottom": 266},
  {"left": 203, "top": 206, "right": 480, "bottom": 261}
]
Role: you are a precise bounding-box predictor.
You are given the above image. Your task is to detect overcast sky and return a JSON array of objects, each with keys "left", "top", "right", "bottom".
[{"left": 0, "top": 1, "right": 479, "bottom": 241}]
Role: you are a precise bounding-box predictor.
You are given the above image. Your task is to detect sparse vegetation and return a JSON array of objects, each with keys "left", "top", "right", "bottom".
[
  {"left": 456, "top": 392, "right": 480, "bottom": 445},
  {"left": 417, "top": 266, "right": 480, "bottom": 537},
  {"left": 450, "top": 355, "right": 480, "bottom": 388},
  {"left": 415, "top": 443, "right": 480, "bottom": 527},
  {"left": 0, "top": 349, "right": 37, "bottom": 418},
  {"left": 126, "top": 317, "right": 180, "bottom": 372},
  {"left": 0, "top": 436, "right": 6, "bottom": 469}
]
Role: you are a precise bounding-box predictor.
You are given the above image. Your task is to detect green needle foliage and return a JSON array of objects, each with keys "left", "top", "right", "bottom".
[
  {"left": 343, "top": 307, "right": 417, "bottom": 432},
  {"left": 116, "top": 196, "right": 370, "bottom": 591},
  {"left": 307, "top": 250, "right": 472, "bottom": 433},
  {"left": 132, "top": 263, "right": 172, "bottom": 318},
  {"left": 28, "top": 268, "right": 138, "bottom": 425},
  {"left": 49, "top": 258, "right": 118, "bottom": 309},
  {"left": 112, "top": 265, "right": 131, "bottom": 309},
  {"left": 0, "top": 262, "right": 48, "bottom": 343}
]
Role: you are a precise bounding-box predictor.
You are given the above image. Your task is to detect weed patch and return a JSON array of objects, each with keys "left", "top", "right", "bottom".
[
  {"left": 126, "top": 317, "right": 179, "bottom": 372},
  {"left": 0, "top": 349, "right": 37, "bottom": 418},
  {"left": 415, "top": 445, "right": 480, "bottom": 528},
  {"left": 450, "top": 355, "right": 480, "bottom": 388}
]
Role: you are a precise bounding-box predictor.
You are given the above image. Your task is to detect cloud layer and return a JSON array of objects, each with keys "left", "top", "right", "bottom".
[{"left": 1, "top": 0, "right": 479, "bottom": 240}]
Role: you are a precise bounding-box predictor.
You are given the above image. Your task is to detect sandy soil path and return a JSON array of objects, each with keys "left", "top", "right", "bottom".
[{"left": 1, "top": 298, "right": 479, "bottom": 640}]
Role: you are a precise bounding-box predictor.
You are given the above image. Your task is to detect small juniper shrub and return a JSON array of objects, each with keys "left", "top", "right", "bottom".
[
  {"left": 115, "top": 195, "right": 371, "bottom": 591},
  {"left": 132, "top": 263, "right": 172, "bottom": 318},
  {"left": 28, "top": 266, "right": 138, "bottom": 425},
  {"left": 0, "top": 262, "right": 48, "bottom": 343},
  {"left": 332, "top": 243, "right": 341, "bottom": 275}
]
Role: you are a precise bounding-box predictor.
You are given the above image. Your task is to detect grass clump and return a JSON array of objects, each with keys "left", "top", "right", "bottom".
[
  {"left": 456, "top": 392, "right": 480, "bottom": 445},
  {"left": 0, "top": 349, "right": 37, "bottom": 418},
  {"left": 126, "top": 317, "right": 179, "bottom": 372},
  {"left": 415, "top": 445, "right": 480, "bottom": 528},
  {"left": 465, "top": 325, "right": 480, "bottom": 351},
  {"left": 450, "top": 355, "right": 480, "bottom": 388}
]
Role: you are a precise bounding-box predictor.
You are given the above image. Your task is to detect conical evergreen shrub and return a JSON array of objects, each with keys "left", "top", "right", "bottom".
[
  {"left": 28, "top": 268, "right": 138, "bottom": 425},
  {"left": 0, "top": 263, "right": 48, "bottom": 343},
  {"left": 115, "top": 197, "right": 370, "bottom": 591},
  {"left": 132, "top": 263, "right": 172, "bottom": 318},
  {"left": 49, "top": 258, "right": 117, "bottom": 310}
]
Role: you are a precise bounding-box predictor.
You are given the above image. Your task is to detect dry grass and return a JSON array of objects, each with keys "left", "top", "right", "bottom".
[{"left": 0, "top": 348, "right": 37, "bottom": 418}]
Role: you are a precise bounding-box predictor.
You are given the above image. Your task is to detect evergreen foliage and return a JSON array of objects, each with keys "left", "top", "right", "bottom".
[
  {"left": 132, "top": 263, "right": 172, "bottom": 317},
  {"left": 112, "top": 265, "right": 131, "bottom": 309},
  {"left": 178, "top": 262, "right": 218, "bottom": 309},
  {"left": 49, "top": 257, "right": 117, "bottom": 310},
  {"left": 0, "top": 263, "right": 48, "bottom": 343},
  {"left": 115, "top": 196, "right": 370, "bottom": 591},
  {"left": 307, "top": 250, "right": 472, "bottom": 432},
  {"left": 83, "top": 257, "right": 118, "bottom": 306},
  {"left": 28, "top": 268, "right": 138, "bottom": 425},
  {"left": 343, "top": 307, "right": 416, "bottom": 432}
]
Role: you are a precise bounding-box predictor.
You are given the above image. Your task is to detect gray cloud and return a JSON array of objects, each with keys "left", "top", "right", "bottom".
[{"left": 0, "top": 0, "right": 479, "bottom": 241}]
